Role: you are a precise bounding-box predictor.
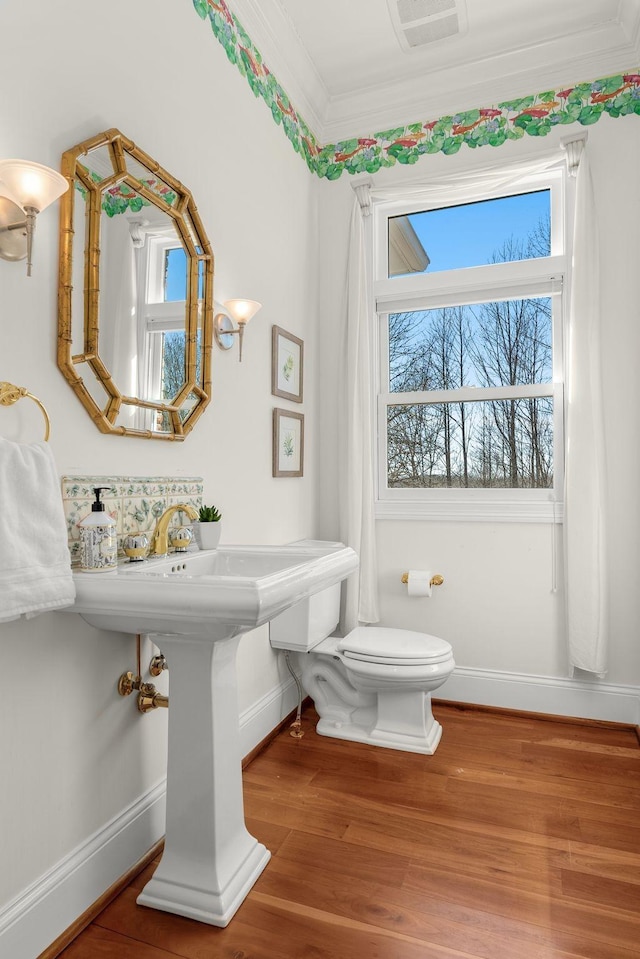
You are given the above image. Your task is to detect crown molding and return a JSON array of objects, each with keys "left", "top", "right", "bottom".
[
  {"left": 620, "top": 0, "right": 640, "bottom": 48},
  {"left": 227, "top": 0, "right": 640, "bottom": 145},
  {"left": 322, "top": 25, "right": 640, "bottom": 141}
]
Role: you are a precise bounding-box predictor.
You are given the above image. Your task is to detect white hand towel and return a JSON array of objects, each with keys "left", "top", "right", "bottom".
[{"left": 0, "top": 437, "right": 75, "bottom": 623}]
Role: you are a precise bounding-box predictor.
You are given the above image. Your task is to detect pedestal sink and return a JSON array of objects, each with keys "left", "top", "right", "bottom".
[{"left": 69, "top": 541, "right": 357, "bottom": 926}]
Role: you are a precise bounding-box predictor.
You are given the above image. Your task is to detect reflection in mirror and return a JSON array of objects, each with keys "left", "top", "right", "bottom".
[{"left": 58, "top": 128, "right": 214, "bottom": 440}]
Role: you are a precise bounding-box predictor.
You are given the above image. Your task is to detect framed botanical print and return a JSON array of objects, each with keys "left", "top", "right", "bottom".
[
  {"left": 272, "top": 325, "right": 303, "bottom": 403},
  {"left": 273, "top": 408, "right": 304, "bottom": 477}
]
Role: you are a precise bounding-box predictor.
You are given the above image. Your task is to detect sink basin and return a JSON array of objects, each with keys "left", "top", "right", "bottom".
[
  {"left": 67, "top": 540, "right": 357, "bottom": 928},
  {"left": 72, "top": 541, "right": 358, "bottom": 635}
]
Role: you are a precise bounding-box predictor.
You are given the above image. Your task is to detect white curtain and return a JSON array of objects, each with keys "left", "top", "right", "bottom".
[
  {"left": 563, "top": 139, "right": 608, "bottom": 676},
  {"left": 100, "top": 215, "right": 139, "bottom": 429},
  {"left": 340, "top": 184, "right": 380, "bottom": 632},
  {"left": 340, "top": 139, "right": 608, "bottom": 674}
]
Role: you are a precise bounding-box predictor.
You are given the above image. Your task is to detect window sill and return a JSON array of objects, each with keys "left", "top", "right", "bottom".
[{"left": 375, "top": 498, "right": 563, "bottom": 524}]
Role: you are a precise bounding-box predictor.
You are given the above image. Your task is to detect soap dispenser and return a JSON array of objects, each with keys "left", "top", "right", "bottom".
[{"left": 78, "top": 487, "right": 117, "bottom": 572}]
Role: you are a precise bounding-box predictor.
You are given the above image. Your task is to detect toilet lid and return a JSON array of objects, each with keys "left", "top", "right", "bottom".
[{"left": 338, "top": 627, "right": 453, "bottom": 666}]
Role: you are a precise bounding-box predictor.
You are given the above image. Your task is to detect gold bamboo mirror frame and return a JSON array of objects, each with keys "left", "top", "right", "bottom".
[{"left": 57, "top": 128, "right": 214, "bottom": 440}]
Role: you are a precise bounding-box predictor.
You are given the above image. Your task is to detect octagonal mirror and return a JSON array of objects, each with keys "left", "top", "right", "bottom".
[{"left": 58, "top": 128, "right": 214, "bottom": 439}]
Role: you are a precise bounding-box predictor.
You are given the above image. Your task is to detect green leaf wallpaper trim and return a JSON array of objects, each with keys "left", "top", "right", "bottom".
[
  {"left": 192, "top": 0, "right": 321, "bottom": 172},
  {"left": 190, "top": 2, "right": 640, "bottom": 180}
]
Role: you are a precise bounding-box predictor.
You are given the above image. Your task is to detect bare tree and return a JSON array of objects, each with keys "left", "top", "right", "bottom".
[
  {"left": 161, "top": 332, "right": 186, "bottom": 401},
  {"left": 469, "top": 233, "right": 552, "bottom": 487}
]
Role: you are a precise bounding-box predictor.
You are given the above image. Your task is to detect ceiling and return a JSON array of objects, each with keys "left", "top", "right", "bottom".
[{"left": 231, "top": 0, "right": 640, "bottom": 142}]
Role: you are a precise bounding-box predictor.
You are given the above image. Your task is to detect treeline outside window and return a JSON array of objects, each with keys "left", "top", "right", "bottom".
[{"left": 386, "top": 293, "right": 553, "bottom": 489}]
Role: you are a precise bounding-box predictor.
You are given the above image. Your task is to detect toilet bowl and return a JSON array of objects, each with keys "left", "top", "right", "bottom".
[{"left": 270, "top": 585, "right": 455, "bottom": 755}]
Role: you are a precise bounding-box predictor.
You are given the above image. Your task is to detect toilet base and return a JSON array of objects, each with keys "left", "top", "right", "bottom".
[{"left": 315, "top": 701, "right": 443, "bottom": 755}]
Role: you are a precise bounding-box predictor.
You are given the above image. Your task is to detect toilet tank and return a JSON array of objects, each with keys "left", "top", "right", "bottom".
[{"left": 269, "top": 583, "right": 341, "bottom": 652}]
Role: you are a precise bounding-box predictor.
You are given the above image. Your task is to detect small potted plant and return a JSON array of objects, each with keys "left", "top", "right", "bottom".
[{"left": 192, "top": 504, "right": 222, "bottom": 550}]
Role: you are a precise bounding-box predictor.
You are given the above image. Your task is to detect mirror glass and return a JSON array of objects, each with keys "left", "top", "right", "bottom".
[{"left": 58, "top": 128, "right": 214, "bottom": 439}]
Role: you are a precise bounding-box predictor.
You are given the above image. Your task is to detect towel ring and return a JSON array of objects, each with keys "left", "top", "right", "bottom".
[{"left": 0, "top": 381, "right": 51, "bottom": 441}]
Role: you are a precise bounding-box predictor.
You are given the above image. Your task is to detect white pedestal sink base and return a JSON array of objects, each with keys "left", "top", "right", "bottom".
[
  {"left": 137, "top": 840, "right": 270, "bottom": 926},
  {"left": 69, "top": 543, "right": 359, "bottom": 926},
  {"left": 136, "top": 631, "right": 269, "bottom": 926}
]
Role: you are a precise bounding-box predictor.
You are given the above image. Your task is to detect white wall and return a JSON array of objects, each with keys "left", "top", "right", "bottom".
[
  {"left": 1, "top": 0, "right": 639, "bottom": 951},
  {"left": 317, "top": 117, "right": 640, "bottom": 699},
  {"left": 0, "top": 0, "right": 318, "bottom": 942}
]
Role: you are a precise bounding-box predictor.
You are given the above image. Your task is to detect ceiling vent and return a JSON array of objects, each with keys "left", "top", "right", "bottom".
[{"left": 386, "top": 0, "right": 468, "bottom": 52}]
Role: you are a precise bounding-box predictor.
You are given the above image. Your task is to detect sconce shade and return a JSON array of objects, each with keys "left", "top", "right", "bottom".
[
  {"left": 214, "top": 299, "right": 262, "bottom": 362},
  {"left": 0, "top": 159, "right": 68, "bottom": 213},
  {"left": 223, "top": 298, "right": 262, "bottom": 325}
]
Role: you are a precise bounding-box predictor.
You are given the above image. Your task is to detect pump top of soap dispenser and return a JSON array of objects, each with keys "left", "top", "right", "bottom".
[{"left": 91, "top": 487, "right": 110, "bottom": 511}]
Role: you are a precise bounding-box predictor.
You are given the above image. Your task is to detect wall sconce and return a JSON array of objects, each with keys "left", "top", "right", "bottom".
[
  {"left": 0, "top": 159, "right": 68, "bottom": 276},
  {"left": 214, "top": 299, "right": 262, "bottom": 362}
]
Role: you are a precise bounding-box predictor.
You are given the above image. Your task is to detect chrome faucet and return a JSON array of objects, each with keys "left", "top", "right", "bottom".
[{"left": 150, "top": 503, "right": 199, "bottom": 556}]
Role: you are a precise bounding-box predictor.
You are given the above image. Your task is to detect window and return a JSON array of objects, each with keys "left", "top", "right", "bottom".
[{"left": 373, "top": 170, "right": 567, "bottom": 521}]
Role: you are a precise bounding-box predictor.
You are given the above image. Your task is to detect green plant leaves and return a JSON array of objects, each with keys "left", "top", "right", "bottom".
[{"left": 198, "top": 504, "right": 222, "bottom": 523}]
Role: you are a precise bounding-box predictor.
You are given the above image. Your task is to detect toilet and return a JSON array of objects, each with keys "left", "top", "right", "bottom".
[{"left": 270, "top": 583, "right": 455, "bottom": 755}]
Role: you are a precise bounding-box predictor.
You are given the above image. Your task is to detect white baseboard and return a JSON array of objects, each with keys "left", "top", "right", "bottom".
[
  {"left": 0, "top": 780, "right": 167, "bottom": 959},
  {"left": 0, "top": 676, "right": 299, "bottom": 959},
  {"left": 440, "top": 666, "right": 640, "bottom": 725}
]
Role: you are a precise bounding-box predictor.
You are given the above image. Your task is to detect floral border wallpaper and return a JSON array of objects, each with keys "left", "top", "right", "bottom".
[
  {"left": 192, "top": 0, "right": 640, "bottom": 181},
  {"left": 76, "top": 172, "right": 179, "bottom": 217}
]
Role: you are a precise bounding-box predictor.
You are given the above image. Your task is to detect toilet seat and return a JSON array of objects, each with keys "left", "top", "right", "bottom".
[{"left": 338, "top": 626, "right": 453, "bottom": 666}]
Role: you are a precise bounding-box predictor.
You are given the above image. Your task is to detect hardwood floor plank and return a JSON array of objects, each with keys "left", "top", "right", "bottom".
[
  {"left": 243, "top": 779, "right": 352, "bottom": 840},
  {"left": 309, "top": 768, "right": 587, "bottom": 844},
  {"left": 520, "top": 741, "right": 640, "bottom": 787},
  {"left": 574, "top": 815, "right": 640, "bottom": 854},
  {"left": 255, "top": 856, "right": 584, "bottom": 959},
  {"left": 560, "top": 868, "right": 640, "bottom": 912},
  {"left": 247, "top": 891, "right": 482, "bottom": 959},
  {"left": 342, "top": 820, "right": 567, "bottom": 897},
  {"left": 443, "top": 769, "right": 640, "bottom": 819},
  {"left": 97, "top": 885, "right": 456, "bottom": 959},
  {"left": 404, "top": 861, "right": 640, "bottom": 954},
  {"left": 434, "top": 704, "right": 638, "bottom": 747},
  {"left": 95, "top": 886, "right": 313, "bottom": 959},
  {"left": 563, "top": 846, "right": 640, "bottom": 884},
  {"left": 533, "top": 736, "right": 640, "bottom": 757},
  {"left": 275, "top": 829, "right": 411, "bottom": 887},
  {"left": 383, "top": 878, "right": 640, "bottom": 959},
  {"left": 59, "top": 925, "right": 186, "bottom": 959}
]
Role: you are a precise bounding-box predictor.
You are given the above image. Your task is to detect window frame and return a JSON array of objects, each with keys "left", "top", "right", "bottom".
[{"left": 372, "top": 168, "right": 568, "bottom": 523}]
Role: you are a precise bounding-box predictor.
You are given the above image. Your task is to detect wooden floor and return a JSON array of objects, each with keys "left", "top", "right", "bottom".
[{"left": 59, "top": 703, "right": 640, "bottom": 959}]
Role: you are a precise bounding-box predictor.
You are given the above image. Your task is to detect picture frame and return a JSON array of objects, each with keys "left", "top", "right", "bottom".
[
  {"left": 273, "top": 408, "right": 304, "bottom": 477},
  {"left": 272, "top": 325, "right": 304, "bottom": 403}
]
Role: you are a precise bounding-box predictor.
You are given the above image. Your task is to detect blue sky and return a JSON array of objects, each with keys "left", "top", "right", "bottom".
[
  {"left": 405, "top": 189, "right": 550, "bottom": 273},
  {"left": 165, "top": 247, "right": 187, "bottom": 301}
]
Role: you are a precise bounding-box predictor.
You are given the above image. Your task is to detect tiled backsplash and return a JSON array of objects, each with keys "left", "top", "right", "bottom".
[{"left": 61, "top": 475, "right": 203, "bottom": 566}]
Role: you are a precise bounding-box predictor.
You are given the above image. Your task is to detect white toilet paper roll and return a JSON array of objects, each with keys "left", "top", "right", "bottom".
[{"left": 406, "top": 570, "right": 433, "bottom": 598}]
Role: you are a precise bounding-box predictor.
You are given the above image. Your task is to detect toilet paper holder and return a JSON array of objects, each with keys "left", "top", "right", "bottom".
[{"left": 401, "top": 572, "right": 444, "bottom": 587}]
